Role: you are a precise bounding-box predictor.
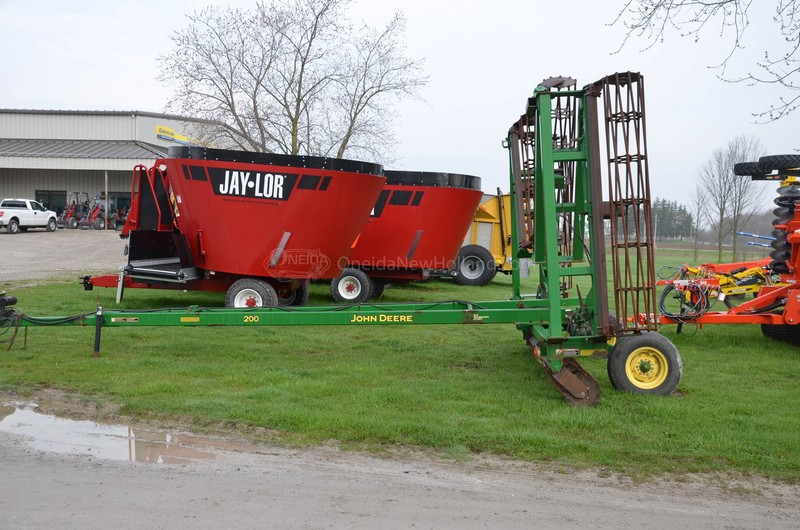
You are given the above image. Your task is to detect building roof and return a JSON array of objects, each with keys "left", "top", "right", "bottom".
[
  {"left": 0, "top": 139, "right": 167, "bottom": 159},
  {"left": 0, "top": 108, "right": 219, "bottom": 126}
]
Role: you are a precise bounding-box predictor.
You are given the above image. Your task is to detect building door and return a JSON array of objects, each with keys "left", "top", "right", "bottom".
[{"left": 35, "top": 190, "right": 67, "bottom": 215}]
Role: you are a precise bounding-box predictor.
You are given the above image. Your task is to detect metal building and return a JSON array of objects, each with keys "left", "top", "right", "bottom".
[{"left": 0, "top": 110, "right": 219, "bottom": 215}]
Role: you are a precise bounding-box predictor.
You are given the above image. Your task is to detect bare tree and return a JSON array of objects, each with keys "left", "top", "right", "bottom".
[
  {"left": 158, "top": 0, "right": 428, "bottom": 162},
  {"left": 690, "top": 183, "right": 706, "bottom": 261},
  {"left": 612, "top": 0, "right": 800, "bottom": 121},
  {"left": 726, "top": 136, "right": 767, "bottom": 259},
  {"left": 697, "top": 135, "right": 765, "bottom": 261}
]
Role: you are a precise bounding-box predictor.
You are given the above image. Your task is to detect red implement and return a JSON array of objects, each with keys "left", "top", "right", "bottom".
[
  {"left": 87, "top": 147, "right": 386, "bottom": 306},
  {"left": 348, "top": 171, "right": 482, "bottom": 279}
]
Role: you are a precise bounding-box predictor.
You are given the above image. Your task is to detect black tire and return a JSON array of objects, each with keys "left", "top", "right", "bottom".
[
  {"left": 275, "top": 282, "right": 310, "bottom": 306},
  {"left": 7, "top": 218, "right": 19, "bottom": 234},
  {"left": 18, "top": 227, "right": 28, "bottom": 232},
  {"left": 46, "top": 218, "right": 57, "bottom": 232},
  {"left": 758, "top": 154, "right": 800, "bottom": 171},
  {"left": 224, "top": 278, "right": 278, "bottom": 308},
  {"left": 607, "top": 332, "right": 683, "bottom": 396},
  {"left": 291, "top": 282, "right": 310, "bottom": 306},
  {"left": 93, "top": 217, "right": 105, "bottom": 230},
  {"left": 331, "top": 268, "right": 373, "bottom": 304},
  {"left": 370, "top": 281, "right": 385, "bottom": 300},
  {"left": 67, "top": 217, "right": 78, "bottom": 229},
  {"left": 453, "top": 245, "right": 496, "bottom": 286},
  {"left": 733, "top": 161, "right": 764, "bottom": 176},
  {"left": 761, "top": 324, "right": 800, "bottom": 345}
]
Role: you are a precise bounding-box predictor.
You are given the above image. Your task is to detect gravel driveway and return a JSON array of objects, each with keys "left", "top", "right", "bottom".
[{"left": 0, "top": 228, "right": 126, "bottom": 284}]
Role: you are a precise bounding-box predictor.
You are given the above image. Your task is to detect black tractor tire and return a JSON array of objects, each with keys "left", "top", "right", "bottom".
[
  {"left": 224, "top": 278, "right": 278, "bottom": 308},
  {"left": 46, "top": 218, "right": 57, "bottom": 232},
  {"left": 453, "top": 245, "right": 496, "bottom": 286},
  {"left": 67, "top": 217, "right": 78, "bottom": 229},
  {"left": 93, "top": 217, "right": 105, "bottom": 230},
  {"left": 758, "top": 154, "right": 800, "bottom": 171},
  {"left": 7, "top": 219, "right": 19, "bottom": 234},
  {"left": 331, "top": 268, "right": 373, "bottom": 304},
  {"left": 607, "top": 332, "right": 683, "bottom": 396},
  {"left": 733, "top": 161, "right": 764, "bottom": 176},
  {"left": 761, "top": 324, "right": 800, "bottom": 346}
]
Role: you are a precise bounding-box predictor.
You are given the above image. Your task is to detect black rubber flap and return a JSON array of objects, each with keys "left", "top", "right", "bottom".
[
  {"left": 384, "top": 170, "right": 481, "bottom": 190},
  {"left": 167, "top": 146, "right": 383, "bottom": 175}
]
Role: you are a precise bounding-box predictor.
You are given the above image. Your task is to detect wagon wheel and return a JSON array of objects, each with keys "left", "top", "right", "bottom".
[
  {"left": 607, "top": 332, "right": 682, "bottom": 396},
  {"left": 225, "top": 278, "right": 278, "bottom": 308},
  {"left": 275, "top": 282, "right": 310, "bottom": 306},
  {"left": 370, "top": 281, "right": 386, "bottom": 300},
  {"left": 331, "top": 268, "right": 373, "bottom": 304},
  {"left": 453, "top": 245, "right": 496, "bottom": 286}
]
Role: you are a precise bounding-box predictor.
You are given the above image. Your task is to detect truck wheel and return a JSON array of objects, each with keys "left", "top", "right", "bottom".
[
  {"left": 453, "top": 245, "right": 496, "bottom": 286},
  {"left": 46, "top": 218, "right": 57, "bottom": 232},
  {"left": 93, "top": 217, "right": 105, "bottom": 230},
  {"left": 7, "top": 219, "right": 19, "bottom": 234},
  {"left": 68, "top": 217, "right": 78, "bottom": 229},
  {"left": 607, "top": 332, "right": 682, "bottom": 396},
  {"left": 225, "top": 278, "right": 278, "bottom": 308},
  {"left": 331, "top": 268, "right": 373, "bottom": 304}
]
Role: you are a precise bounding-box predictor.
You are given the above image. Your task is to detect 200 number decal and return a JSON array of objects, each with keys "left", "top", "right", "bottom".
[{"left": 244, "top": 315, "right": 260, "bottom": 323}]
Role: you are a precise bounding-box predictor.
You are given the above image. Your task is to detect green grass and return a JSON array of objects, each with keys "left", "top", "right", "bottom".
[{"left": 1, "top": 265, "right": 799, "bottom": 481}]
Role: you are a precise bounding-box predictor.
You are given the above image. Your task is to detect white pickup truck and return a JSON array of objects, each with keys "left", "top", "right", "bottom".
[{"left": 0, "top": 198, "right": 58, "bottom": 233}]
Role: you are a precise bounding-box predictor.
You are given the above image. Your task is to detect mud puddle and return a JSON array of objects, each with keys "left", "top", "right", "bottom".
[{"left": 0, "top": 401, "right": 220, "bottom": 464}]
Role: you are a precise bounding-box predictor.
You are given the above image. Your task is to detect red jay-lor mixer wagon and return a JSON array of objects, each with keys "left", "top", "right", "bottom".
[
  {"left": 85, "top": 146, "right": 386, "bottom": 307},
  {"left": 330, "top": 170, "right": 483, "bottom": 303}
]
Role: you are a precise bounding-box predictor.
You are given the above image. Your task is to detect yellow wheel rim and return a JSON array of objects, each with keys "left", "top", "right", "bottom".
[{"left": 625, "top": 346, "right": 669, "bottom": 390}]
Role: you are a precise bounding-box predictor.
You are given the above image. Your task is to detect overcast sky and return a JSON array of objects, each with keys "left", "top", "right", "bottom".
[{"left": 1, "top": 0, "right": 796, "bottom": 206}]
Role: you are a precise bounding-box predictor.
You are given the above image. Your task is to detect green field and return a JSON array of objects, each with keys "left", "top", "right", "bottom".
[{"left": 1, "top": 249, "right": 799, "bottom": 480}]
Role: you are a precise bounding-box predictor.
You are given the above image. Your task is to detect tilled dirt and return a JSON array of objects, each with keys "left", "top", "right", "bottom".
[{"left": 1, "top": 231, "right": 800, "bottom": 528}]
